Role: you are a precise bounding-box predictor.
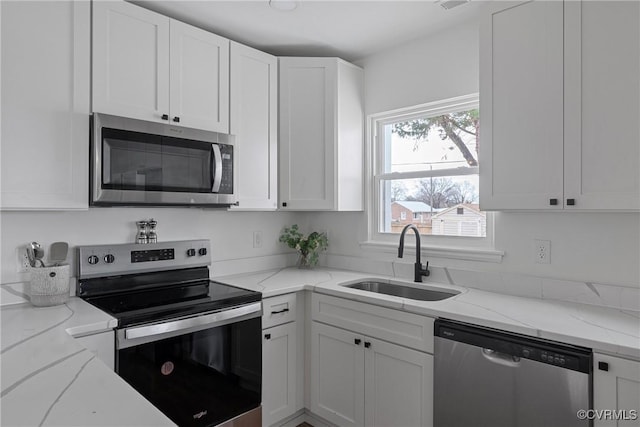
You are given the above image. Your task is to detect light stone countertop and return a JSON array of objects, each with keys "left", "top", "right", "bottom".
[
  {"left": 1, "top": 266, "right": 638, "bottom": 427},
  {"left": 0, "top": 298, "right": 175, "bottom": 427},
  {"left": 217, "top": 267, "right": 640, "bottom": 360}
]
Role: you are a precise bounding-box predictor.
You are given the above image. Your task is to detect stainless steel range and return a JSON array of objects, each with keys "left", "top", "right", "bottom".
[{"left": 77, "top": 240, "right": 262, "bottom": 427}]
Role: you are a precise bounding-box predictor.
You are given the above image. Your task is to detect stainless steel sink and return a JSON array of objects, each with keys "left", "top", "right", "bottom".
[{"left": 344, "top": 281, "right": 459, "bottom": 301}]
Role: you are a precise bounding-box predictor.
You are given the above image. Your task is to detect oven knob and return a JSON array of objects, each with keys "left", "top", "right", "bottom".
[
  {"left": 186, "top": 249, "right": 196, "bottom": 257},
  {"left": 104, "top": 254, "right": 115, "bottom": 264},
  {"left": 87, "top": 255, "right": 99, "bottom": 265},
  {"left": 198, "top": 248, "right": 207, "bottom": 256}
]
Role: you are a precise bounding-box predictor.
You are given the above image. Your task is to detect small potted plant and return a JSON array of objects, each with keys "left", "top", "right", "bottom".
[{"left": 279, "top": 224, "right": 328, "bottom": 268}]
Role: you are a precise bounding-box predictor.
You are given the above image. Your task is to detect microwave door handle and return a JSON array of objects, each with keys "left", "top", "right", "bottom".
[{"left": 211, "top": 144, "right": 223, "bottom": 193}]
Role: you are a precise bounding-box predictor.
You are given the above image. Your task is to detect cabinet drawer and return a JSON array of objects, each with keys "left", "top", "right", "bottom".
[
  {"left": 262, "top": 293, "right": 297, "bottom": 329},
  {"left": 312, "top": 293, "right": 434, "bottom": 353}
]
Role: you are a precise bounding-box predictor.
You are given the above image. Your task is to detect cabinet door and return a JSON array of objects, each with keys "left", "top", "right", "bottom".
[
  {"left": 564, "top": 1, "right": 640, "bottom": 210},
  {"left": 230, "top": 42, "right": 277, "bottom": 210},
  {"left": 169, "top": 20, "right": 229, "bottom": 133},
  {"left": 279, "top": 58, "right": 336, "bottom": 210},
  {"left": 479, "top": 1, "right": 564, "bottom": 210},
  {"left": 1, "top": 0, "right": 89, "bottom": 210},
  {"left": 310, "top": 322, "right": 364, "bottom": 427},
  {"left": 92, "top": 1, "right": 170, "bottom": 123},
  {"left": 364, "top": 338, "right": 433, "bottom": 427},
  {"left": 594, "top": 353, "right": 640, "bottom": 427},
  {"left": 262, "top": 322, "right": 297, "bottom": 427}
]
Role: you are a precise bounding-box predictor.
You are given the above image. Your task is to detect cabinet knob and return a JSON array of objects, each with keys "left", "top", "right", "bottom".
[
  {"left": 566, "top": 198, "right": 576, "bottom": 206},
  {"left": 264, "top": 333, "right": 271, "bottom": 340},
  {"left": 549, "top": 198, "right": 558, "bottom": 206},
  {"left": 173, "top": 116, "right": 180, "bottom": 123},
  {"left": 364, "top": 342, "right": 371, "bottom": 349},
  {"left": 282, "top": 202, "right": 287, "bottom": 207},
  {"left": 161, "top": 114, "right": 169, "bottom": 120},
  {"left": 354, "top": 338, "right": 361, "bottom": 346},
  {"left": 598, "top": 361, "right": 609, "bottom": 371}
]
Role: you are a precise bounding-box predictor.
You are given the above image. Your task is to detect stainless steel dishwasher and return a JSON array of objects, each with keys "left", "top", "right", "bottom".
[{"left": 434, "top": 319, "right": 592, "bottom": 427}]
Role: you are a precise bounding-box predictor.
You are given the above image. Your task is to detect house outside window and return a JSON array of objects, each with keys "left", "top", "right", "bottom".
[{"left": 370, "top": 94, "right": 491, "bottom": 246}]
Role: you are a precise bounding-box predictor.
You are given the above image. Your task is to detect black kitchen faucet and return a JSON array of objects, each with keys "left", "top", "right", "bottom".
[{"left": 398, "top": 224, "right": 430, "bottom": 282}]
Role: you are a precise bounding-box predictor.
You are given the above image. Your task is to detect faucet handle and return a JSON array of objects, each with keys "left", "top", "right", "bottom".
[{"left": 421, "top": 261, "right": 430, "bottom": 277}]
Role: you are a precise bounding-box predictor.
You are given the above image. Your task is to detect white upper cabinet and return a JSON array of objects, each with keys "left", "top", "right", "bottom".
[
  {"left": 92, "top": 1, "right": 169, "bottom": 124},
  {"left": 1, "top": 0, "right": 90, "bottom": 210},
  {"left": 92, "top": 1, "right": 229, "bottom": 133},
  {"left": 229, "top": 42, "right": 278, "bottom": 210},
  {"left": 479, "top": 1, "right": 564, "bottom": 210},
  {"left": 480, "top": 0, "right": 640, "bottom": 211},
  {"left": 563, "top": 1, "right": 640, "bottom": 211},
  {"left": 279, "top": 57, "right": 364, "bottom": 211},
  {"left": 169, "top": 20, "right": 229, "bottom": 132}
]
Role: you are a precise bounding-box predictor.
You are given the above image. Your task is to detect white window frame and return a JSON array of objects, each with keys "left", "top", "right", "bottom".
[{"left": 362, "top": 94, "right": 503, "bottom": 263}]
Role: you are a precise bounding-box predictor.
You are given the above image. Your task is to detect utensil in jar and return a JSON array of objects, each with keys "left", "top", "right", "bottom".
[
  {"left": 32, "top": 242, "right": 45, "bottom": 267},
  {"left": 49, "top": 242, "right": 69, "bottom": 266},
  {"left": 26, "top": 243, "right": 36, "bottom": 268}
]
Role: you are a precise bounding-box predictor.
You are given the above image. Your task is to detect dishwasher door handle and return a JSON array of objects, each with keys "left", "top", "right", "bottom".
[{"left": 481, "top": 348, "right": 521, "bottom": 368}]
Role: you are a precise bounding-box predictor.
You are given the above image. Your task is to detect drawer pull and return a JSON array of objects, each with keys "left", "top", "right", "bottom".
[
  {"left": 271, "top": 308, "right": 290, "bottom": 315},
  {"left": 264, "top": 333, "right": 271, "bottom": 340},
  {"left": 598, "top": 361, "right": 609, "bottom": 371}
]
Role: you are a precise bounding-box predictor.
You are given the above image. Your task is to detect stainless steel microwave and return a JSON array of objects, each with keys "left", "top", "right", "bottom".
[{"left": 91, "top": 113, "right": 237, "bottom": 207}]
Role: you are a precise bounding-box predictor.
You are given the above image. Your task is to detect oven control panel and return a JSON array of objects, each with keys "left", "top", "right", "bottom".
[
  {"left": 77, "top": 240, "right": 211, "bottom": 279},
  {"left": 131, "top": 248, "right": 175, "bottom": 263}
]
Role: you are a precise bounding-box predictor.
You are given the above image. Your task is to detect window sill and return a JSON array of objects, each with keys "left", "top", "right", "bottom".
[{"left": 359, "top": 240, "right": 504, "bottom": 263}]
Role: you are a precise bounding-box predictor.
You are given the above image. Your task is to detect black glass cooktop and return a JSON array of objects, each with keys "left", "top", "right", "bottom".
[{"left": 79, "top": 267, "right": 261, "bottom": 327}]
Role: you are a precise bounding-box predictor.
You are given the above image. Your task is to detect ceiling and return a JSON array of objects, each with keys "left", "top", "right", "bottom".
[{"left": 131, "top": 1, "right": 482, "bottom": 62}]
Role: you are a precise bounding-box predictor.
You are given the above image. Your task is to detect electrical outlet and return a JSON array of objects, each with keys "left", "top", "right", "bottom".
[
  {"left": 16, "top": 247, "right": 31, "bottom": 272},
  {"left": 253, "top": 231, "right": 263, "bottom": 249},
  {"left": 534, "top": 239, "right": 551, "bottom": 264}
]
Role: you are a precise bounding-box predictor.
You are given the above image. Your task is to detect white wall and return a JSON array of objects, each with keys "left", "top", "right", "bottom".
[
  {"left": 309, "top": 19, "right": 640, "bottom": 287},
  {"left": 358, "top": 18, "right": 479, "bottom": 115},
  {"left": 0, "top": 208, "right": 302, "bottom": 284}
]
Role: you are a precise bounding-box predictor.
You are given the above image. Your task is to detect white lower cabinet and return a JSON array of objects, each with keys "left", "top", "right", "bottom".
[
  {"left": 593, "top": 353, "right": 640, "bottom": 427},
  {"left": 310, "top": 294, "right": 434, "bottom": 427},
  {"left": 364, "top": 337, "right": 433, "bottom": 427},
  {"left": 263, "top": 322, "right": 298, "bottom": 426},
  {"left": 262, "top": 293, "right": 303, "bottom": 427},
  {"left": 310, "top": 322, "right": 365, "bottom": 427}
]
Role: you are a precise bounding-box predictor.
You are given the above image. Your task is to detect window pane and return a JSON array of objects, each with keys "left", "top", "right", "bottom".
[
  {"left": 380, "top": 175, "right": 486, "bottom": 237},
  {"left": 383, "top": 109, "right": 479, "bottom": 173}
]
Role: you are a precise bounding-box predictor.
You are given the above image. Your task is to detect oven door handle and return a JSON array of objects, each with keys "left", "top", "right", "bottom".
[
  {"left": 124, "top": 302, "right": 261, "bottom": 341},
  {"left": 211, "top": 144, "right": 222, "bottom": 193}
]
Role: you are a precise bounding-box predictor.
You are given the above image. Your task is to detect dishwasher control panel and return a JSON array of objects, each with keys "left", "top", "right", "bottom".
[{"left": 435, "top": 319, "right": 592, "bottom": 374}]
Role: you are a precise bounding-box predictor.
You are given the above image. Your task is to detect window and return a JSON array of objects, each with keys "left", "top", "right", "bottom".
[
  {"left": 400, "top": 211, "right": 406, "bottom": 220},
  {"left": 371, "top": 94, "right": 488, "bottom": 242}
]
